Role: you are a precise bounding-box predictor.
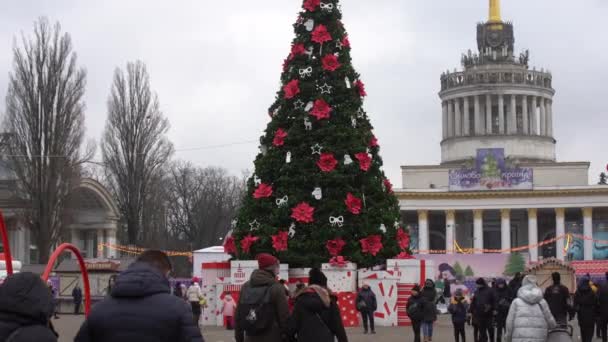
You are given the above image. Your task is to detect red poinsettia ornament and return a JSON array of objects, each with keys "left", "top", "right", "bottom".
[
  {"left": 329, "top": 256, "right": 348, "bottom": 267},
  {"left": 311, "top": 25, "right": 332, "bottom": 44},
  {"left": 355, "top": 80, "right": 367, "bottom": 97},
  {"left": 317, "top": 153, "right": 338, "bottom": 172},
  {"left": 223, "top": 236, "right": 237, "bottom": 254},
  {"left": 396, "top": 228, "right": 411, "bottom": 250},
  {"left": 360, "top": 235, "right": 383, "bottom": 256},
  {"left": 344, "top": 193, "right": 362, "bottom": 215},
  {"left": 271, "top": 231, "right": 289, "bottom": 252},
  {"left": 369, "top": 135, "right": 378, "bottom": 148},
  {"left": 321, "top": 54, "right": 341, "bottom": 72},
  {"left": 240, "top": 234, "right": 259, "bottom": 254},
  {"left": 355, "top": 152, "right": 372, "bottom": 171},
  {"left": 326, "top": 238, "right": 346, "bottom": 257},
  {"left": 289, "top": 43, "right": 306, "bottom": 60},
  {"left": 291, "top": 202, "right": 315, "bottom": 223},
  {"left": 253, "top": 183, "right": 273, "bottom": 199},
  {"left": 273, "top": 128, "right": 288, "bottom": 147},
  {"left": 395, "top": 251, "right": 415, "bottom": 259},
  {"left": 283, "top": 79, "right": 300, "bottom": 99},
  {"left": 383, "top": 178, "right": 394, "bottom": 194},
  {"left": 341, "top": 35, "right": 351, "bottom": 48},
  {"left": 310, "top": 99, "right": 332, "bottom": 120},
  {"left": 303, "top": 0, "right": 320, "bottom": 12}
]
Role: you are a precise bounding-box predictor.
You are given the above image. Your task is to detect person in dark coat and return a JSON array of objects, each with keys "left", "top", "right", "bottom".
[
  {"left": 443, "top": 278, "right": 452, "bottom": 303},
  {"left": 406, "top": 284, "right": 426, "bottom": 342},
  {"left": 174, "top": 282, "right": 184, "bottom": 299},
  {"left": 0, "top": 272, "right": 58, "bottom": 342},
  {"left": 422, "top": 279, "right": 437, "bottom": 304},
  {"left": 470, "top": 278, "right": 496, "bottom": 342},
  {"left": 543, "top": 272, "right": 570, "bottom": 325},
  {"left": 574, "top": 277, "right": 599, "bottom": 342},
  {"left": 288, "top": 268, "right": 348, "bottom": 342},
  {"left": 356, "top": 283, "right": 377, "bottom": 334},
  {"left": 599, "top": 273, "right": 608, "bottom": 342},
  {"left": 448, "top": 288, "right": 469, "bottom": 342},
  {"left": 494, "top": 278, "right": 512, "bottom": 342},
  {"left": 72, "top": 284, "right": 83, "bottom": 314},
  {"left": 74, "top": 250, "right": 204, "bottom": 342},
  {"left": 421, "top": 281, "right": 438, "bottom": 342},
  {"left": 508, "top": 273, "right": 523, "bottom": 298}
]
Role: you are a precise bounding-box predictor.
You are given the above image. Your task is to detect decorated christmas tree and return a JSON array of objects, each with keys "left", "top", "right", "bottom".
[{"left": 224, "top": 0, "right": 411, "bottom": 268}]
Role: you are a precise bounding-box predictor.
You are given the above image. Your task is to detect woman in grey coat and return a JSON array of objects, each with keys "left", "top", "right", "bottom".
[{"left": 504, "top": 275, "right": 557, "bottom": 342}]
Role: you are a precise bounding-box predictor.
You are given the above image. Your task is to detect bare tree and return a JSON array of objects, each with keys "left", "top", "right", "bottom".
[
  {"left": 167, "top": 162, "right": 244, "bottom": 249},
  {"left": 2, "top": 18, "right": 93, "bottom": 262},
  {"left": 101, "top": 61, "right": 173, "bottom": 244}
]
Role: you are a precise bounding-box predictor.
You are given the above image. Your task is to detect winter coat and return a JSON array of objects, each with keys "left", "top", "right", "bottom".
[
  {"left": 235, "top": 269, "right": 290, "bottom": 342},
  {"left": 0, "top": 272, "right": 58, "bottom": 342},
  {"left": 288, "top": 285, "right": 348, "bottom": 342},
  {"left": 406, "top": 293, "right": 426, "bottom": 322},
  {"left": 504, "top": 279, "right": 556, "bottom": 342},
  {"left": 222, "top": 297, "right": 237, "bottom": 317},
  {"left": 187, "top": 283, "right": 203, "bottom": 303},
  {"left": 543, "top": 282, "right": 570, "bottom": 323},
  {"left": 72, "top": 287, "right": 83, "bottom": 304},
  {"left": 573, "top": 281, "right": 599, "bottom": 324},
  {"left": 470, "top": 284, "right": 496, "bottom": 322},
  {"left": 495, "top": 281, "right": 513, "bottom": 322},
  {"left": 422, "top": 281, "right": 437, "bottom": 304},
  {"left": 448, "top": 296, "right": 469, "bottom": 324},
  {"left": 508, "top": 277, "right": 522, "bottom": 297},
  {"left": 356, "top": 288, "right": 377, "bottom": 313},
  {"left": 74, "top": 262, "right": 204, "bottom": 342},
  {"left": 599, "top": 282, "right": 608, "bottom": 320}
]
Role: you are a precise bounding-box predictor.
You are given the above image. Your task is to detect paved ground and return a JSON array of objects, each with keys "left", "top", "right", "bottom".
[{"left": 54, "top": 314, "right": 589, "bottom": 342}]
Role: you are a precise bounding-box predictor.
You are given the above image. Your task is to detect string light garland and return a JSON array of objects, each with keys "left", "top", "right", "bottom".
[{"left": 98, "top": 243, "right": 193, "bottom": 257}]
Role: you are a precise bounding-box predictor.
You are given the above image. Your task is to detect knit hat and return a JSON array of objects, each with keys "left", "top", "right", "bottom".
[
  {"left": 309, "top": 268, "right": 328, "bottom": 287},
  {"left": 256, "top": 253, "right": 279, "bottom": 270}
]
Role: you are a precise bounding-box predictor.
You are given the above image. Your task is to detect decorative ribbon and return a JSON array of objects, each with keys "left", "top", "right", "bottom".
[{"left": 329, "top": 216, "right": 344, "bottom": 227}]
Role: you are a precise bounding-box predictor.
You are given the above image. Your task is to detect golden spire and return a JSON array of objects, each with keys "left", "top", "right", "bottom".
[{"left": 489, "top": 0, "right": 502, "bottom": 23}]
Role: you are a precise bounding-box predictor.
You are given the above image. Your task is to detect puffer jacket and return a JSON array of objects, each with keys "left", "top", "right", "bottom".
[
  {"left": 573, "top": 279, "right": 598, "bottom": 323},
  {"left": 74, "top": 262, "right": 203, "bottom": 342},
  {"left": 0, "top": 272, "right": 58, "bottom": 342},
  {"left": 495, "top": 279, "right": 513, "bottom": 322},
  {"left": 187, "top": 283, "right": 202, "bottom": 302},
  {"left": 422, "top": 280, "right": 437, "bottom": 303},
  {"left": 356, "top": 288, "right": 377, "bottom": 313},
  {"left": 406, "top": 293, "right": 426, "bottom": 322},
  {"left": 504, "top": 276, "right": 556, "bottom": 342}
]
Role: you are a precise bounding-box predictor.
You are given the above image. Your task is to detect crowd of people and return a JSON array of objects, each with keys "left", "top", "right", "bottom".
[{"left": 0, "top": 251, "right": 607, "bottom": 342}]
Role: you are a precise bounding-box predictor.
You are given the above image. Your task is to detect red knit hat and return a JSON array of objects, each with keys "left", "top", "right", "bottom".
[{"left": 256, "top": 253, "right": 279, "bottom": 269}]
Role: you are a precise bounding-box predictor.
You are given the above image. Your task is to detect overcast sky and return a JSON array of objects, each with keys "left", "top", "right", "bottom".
[{"left": 0, "top": 0, "right": 606, "bottom": 187}]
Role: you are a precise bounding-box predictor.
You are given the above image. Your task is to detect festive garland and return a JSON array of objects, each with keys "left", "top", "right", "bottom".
[{"left": 98, "top": 243, "right": 193, "bottom": 257}]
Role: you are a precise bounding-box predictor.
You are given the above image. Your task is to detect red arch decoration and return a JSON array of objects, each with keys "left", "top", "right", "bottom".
[
  {"left": 0, "top": 210, "right": 14, "bottom": 276},
  {"left": 42, "top": 243, "right": 92, "bottom": 316}
]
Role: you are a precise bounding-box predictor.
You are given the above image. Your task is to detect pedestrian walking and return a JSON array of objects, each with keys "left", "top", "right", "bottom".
[
  {"left": 187, "top": 278, "right": 204, "bottom": 326},
  {"left": 448, "top": 288, "right": 469, "bottom": 342},
  {"left": 74, "top": 250, "right": 204, "bottom": 342},
  {"left": 504, "top": 275, "right": 556, "bottom": 342},
  {"left": 174, "top": 281, "right": 184, "bottom": 299},
  {"left": 221, "top": 294, "right": 237, "bottom": 330},
  {"left": 0, "top": 272, "right": 59, "bottom": 342},
  {"left": 574, "top": 277, "right": 599, "bottom": 342},
  {"left": 47, "top": 282, "right": 59, "bottom": 319},
  {"left": 72, "top": 283, "right": 83, "bottom": 315},
  {"left": 494, "top": 279, "right": 512, "bottom": 342},
  {"left": 543, "top": 272, "right": 570, "bottom": 325},
  {"left": 234, "top": 253, "right": 289, "bottom": 342},
  {"left": 508, "top": 273, "right": 523, "bottom": 298},
  {"left": 356, "top": 283, "right": 377, "bottom": 334},
  {"left": 470, "top": 278, "right": 496, "bottom": 342},
  {"left": 406, "top": 284, "right": 426, "bottom": 342},
  {"left": 599, "top": 272, "right": 608, "bottom": 342},
  {"left": 288, "top": 268, "right": 348, "bottom": 342},
  {"left": 420, "top": 279, "right": 438, "bottom": 342}
]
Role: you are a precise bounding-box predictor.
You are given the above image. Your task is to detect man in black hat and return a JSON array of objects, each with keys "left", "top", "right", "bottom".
[{"left": 543, "top": 272, "right": 570, "bottom": 325}]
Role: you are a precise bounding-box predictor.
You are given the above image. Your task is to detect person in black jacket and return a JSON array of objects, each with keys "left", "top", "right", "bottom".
[
  {"left": 406, "top": 285, "right": 426, "bottom": 342},
  {"left": 543, "top": 272, "right": 570, "bottom": 325},
  {"left": 574, "top": 277, "right": 599, "bottom": 342},
  {"left": 422, "top": 279, "right": 437, "bottom": 304},
  {"left": 494, "top": 278, "right": 511, "bottom": 342},
  {"left": 448, "top": 289, "right": 469, "bottom": 342},
  {"left": 599, "top": 273, "right": 608, "bottom": 342},
  {"left": 288, "top": 268, "right": 348, "bottom": 342},
  {"left": 508, "top": 272, "right": 523, "bottom": 298},
  {"left": 72, "top": 283, "right": 83, "bottom": 314},
  {"left": 0, "top": 272, "right": 58, "bottom": 342},
  {"left": 470, "top": 278, "right": 495, "bottom": 342},
  {"left": 356, "top": 283, "right": 377, "bottom": 334},
  {"left": 75, "top": 250, "right": 204, "bottom": 342}
]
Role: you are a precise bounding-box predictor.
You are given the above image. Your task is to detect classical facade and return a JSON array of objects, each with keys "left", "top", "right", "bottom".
[{"left": 397, "top": 0, "right": 608, "bottom": 262}]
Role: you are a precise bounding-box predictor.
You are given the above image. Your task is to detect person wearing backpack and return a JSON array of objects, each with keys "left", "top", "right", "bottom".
[
  {"left": 406, "top": 285, "right": 426, "bottom": 342},
  {"left": 0, "top": 272, "right": 59, "bottom": 342},
  {"left": 235, "top": 253, "right": 289, "bottom": 342},
  {"left": 288, "top": 268, "right": 348, "bottom": 342},
  {"left": 187, "top": 278, "right": 204, "bottom": 326},
  {"left": 448, "top": 288, "right": 469, "bottom": 342},
  {"left": 356, "top": 283, "right": 377, "bottom": 334}
]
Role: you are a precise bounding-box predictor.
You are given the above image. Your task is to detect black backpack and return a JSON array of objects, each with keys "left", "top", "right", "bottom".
[{"left": 236, "top": 285, "right": 274, "bottom": 336}]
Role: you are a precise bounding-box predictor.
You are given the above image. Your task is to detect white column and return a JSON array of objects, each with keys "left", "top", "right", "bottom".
[
  {"left": 583, "top": 208, "right": 593, "bottom": 261},
  {"left": 528, "top": 209, "right": 539, "bottom": 262},
  {"left": 448, "top": 100, "right": 455, "bottom": 137},
  {"left": 107, "top": 229, "right": 118, "bottom": 258},
  {"left": 486, "top": 94, "right": 493, "bottom": 134},
  {"left": 509, "top": 95, "right": 517, "bottom": 134},
  {"left": 540, "top": 98, "right": 546, "bottom": 136},
  {"left": 474, "top": 95, "right": 481, "bottom": 135},
  {"left": 463, "top": 97, "right": 470, "bottom": 136},
  {"left": 530, "top": 96, "right": 538, "bottom": 135},
  {"left": 498, "top": 94, "right": 505, "bottom": 134},
  {"left": 547, "top": 100, "right": 553, "bottom": 137},
  {"left": 418, "top": 210, "right": 429, "bottom": 254},
  {"left": 97, "top": 229, "right": 105, "bottom": 258},
  {"left": 473, "top": 209, "right": 483, "bottom": 254},
  {"left": 501, "top": 209, "right": 511, "bottom": 254},
  {"left": 442, "top": 101, "right": 448, "bottom": 139},
  {"left": 446, "top": 210, "right": 455, "bottom": 254},
  {"left": 522, "top": 95, "right": 529, "bottom": 134},
  {"left": 555, "top": 208, "right": 565, "bottom": 261},
  {"left": 455, "top": 98, "right": 462, "bottom": 136}
]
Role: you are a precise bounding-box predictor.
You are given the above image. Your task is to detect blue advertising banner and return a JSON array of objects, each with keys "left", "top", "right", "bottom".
[{"left": 449, "top": 148, "right": 533, "bottom": 191}]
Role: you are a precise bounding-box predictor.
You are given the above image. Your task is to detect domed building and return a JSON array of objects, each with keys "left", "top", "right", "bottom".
[{"left": 398, "top": 0, "right": 608, "bottom": 263}]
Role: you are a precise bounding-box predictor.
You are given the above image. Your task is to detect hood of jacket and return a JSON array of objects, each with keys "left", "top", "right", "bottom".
[
  {"left": 296, "top": 285, "right": 331, "bottom": 313},
  {"left": 424, "top": 279, "right": 435, "bottom": 289},
  {"left": 249, "top": 269, "right": 277, "bottom": 287},
  {"left": 517, "top": 284, "right": 543, "bottom": 304},
  {"left": 111, "top": 262, "right": 170, "bottom": 298},
  {"left": 578, "top": 278, "right": 591, "bottom": 292},
  {"left": 0, "top": 272, "right": 53, "bottom": 326}
]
